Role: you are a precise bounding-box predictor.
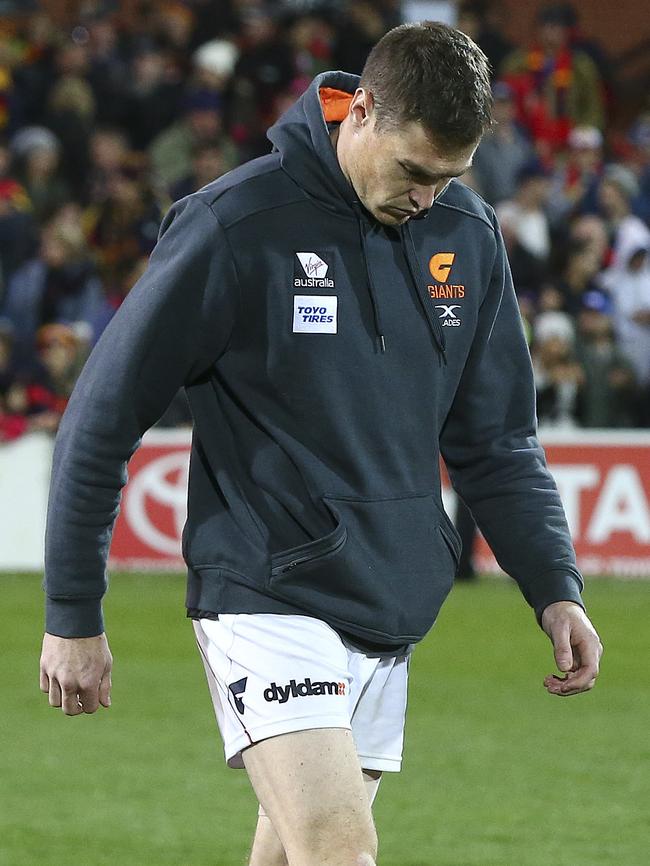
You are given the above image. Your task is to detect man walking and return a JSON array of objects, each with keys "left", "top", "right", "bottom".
[{"left": 40, "top": 22, "right": 602, "bottom": 866}]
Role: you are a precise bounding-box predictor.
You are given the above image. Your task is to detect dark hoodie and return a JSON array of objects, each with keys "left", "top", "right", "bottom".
[{"left": 44, "top": 72, "right": 584, "bottom": 652}]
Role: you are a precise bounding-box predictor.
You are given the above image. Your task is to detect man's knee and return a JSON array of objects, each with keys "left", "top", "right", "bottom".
[
  {"left": 287, "top": 805, "right": 378, "bottom": 864},
  {"left": 248, "top": 815, "right": 289, "bottom": 866},
  {"left": 243, "top": 729, "right": 378, "bottom": 865}
]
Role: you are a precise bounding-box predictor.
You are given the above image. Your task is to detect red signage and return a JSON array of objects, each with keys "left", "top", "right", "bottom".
[
  {"left": 110, "top": 430, "right": 650, "bottom": 576},
  {"left": 110, "top": 431, "right": 190, "bottom": 569}
]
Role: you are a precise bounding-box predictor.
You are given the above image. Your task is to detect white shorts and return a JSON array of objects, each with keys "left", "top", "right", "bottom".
[{"left": 193, "top": 613, "right": 409, "bottom": 773}]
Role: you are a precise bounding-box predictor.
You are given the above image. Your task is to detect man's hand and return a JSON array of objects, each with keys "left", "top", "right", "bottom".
[
  {"left": 541, "top": 602, "right": 603, "bottom": 696},
  {"left": 39, "top": 633, "right": 113, "bottom": 715}
]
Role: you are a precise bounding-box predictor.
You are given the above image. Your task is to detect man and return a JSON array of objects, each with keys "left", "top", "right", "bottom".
[
  {"left": 40, "top": 23, "right": 602, "bottom": 866},
  {"left": 500, "top": 3, "right": 605, "bottom": 155}
]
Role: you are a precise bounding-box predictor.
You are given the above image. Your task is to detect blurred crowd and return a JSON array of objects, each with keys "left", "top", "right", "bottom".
[{"left": 0, "top": 0, "right": 649, "bottom": 442}]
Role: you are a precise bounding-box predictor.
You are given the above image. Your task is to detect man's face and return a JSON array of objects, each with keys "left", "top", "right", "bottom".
[{"left": 340, "top": 95, "right": 478, "bottom": 226}]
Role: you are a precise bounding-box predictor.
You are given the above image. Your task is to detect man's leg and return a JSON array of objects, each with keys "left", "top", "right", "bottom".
[
  {"left": 247, "top": 768, "right": 382, "bottom": 866},
  {"left": 248, "top": 815, "right": 287, "bottom": 866},
  {"left": 243, "top": 728, "right": 378, "bottom": 866}
]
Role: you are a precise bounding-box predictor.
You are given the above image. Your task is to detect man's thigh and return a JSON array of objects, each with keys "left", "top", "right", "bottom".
[
  {"left": 243, "top": 727, "right": 376, "bottom": 860},
  {"left": 193, "top": 613, "right": 408, "bottom": 773}
]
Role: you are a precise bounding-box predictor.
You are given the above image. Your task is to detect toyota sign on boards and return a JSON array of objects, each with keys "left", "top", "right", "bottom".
[{"left": 110, "top": 429, "right": 650, "bottom": 577}]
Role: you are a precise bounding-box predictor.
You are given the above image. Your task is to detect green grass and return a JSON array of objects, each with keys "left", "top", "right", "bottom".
[{"left": 1, "top": 574, "right": 648, "bottom": 865}]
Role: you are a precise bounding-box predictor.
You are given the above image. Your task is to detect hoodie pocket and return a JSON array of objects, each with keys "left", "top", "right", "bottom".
[{"left": 268, "top": 492, "right": 460, "bottom": 644}]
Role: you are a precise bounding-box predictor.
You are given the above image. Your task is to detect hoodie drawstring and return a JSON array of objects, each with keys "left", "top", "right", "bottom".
[
  {"left": 356, "top": 215, "right": 387, "bottom": 353},
  {"left": 403, "top": 223, "right": 447, "bottom": 365}
]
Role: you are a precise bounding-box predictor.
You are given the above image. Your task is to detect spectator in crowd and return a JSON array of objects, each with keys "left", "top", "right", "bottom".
[
  {"left": 627, "top": 114, "right": 650, "bottom": 226},
  {"left": 2, "top": 322, "right": 81, "bottom": 438},
  {"left": 46, "top": 76, "right": 95, "bottom": 195},
  {"left": 83, "top": 126, "right": 130, "bottom": 206},
  {"left": 7, "top": 13, "right": 59, "bottom": 131},
  {"left": 154, "top": 1, "right": 197, "bottom": 63},
  {"left": 472, "top": 80, "right": 535, "bottom": 206},
  {"left": 574, "top": 289, "right": 638, "bottom": 427},
  {"left": 1, "top": 212, "right": 103, "bottom": 362},
  {"left": 548, "top": 125, "right": 603, "bottom": 225},
  {"left": 288, "top": 13, "right": 336, "bottom": 86},
  {"left": 0, "top": 139, "right": 37, "bottom": 296},
  {"left": 149, "top": 89, "right": 236, "bottom": 188},
  {"left": 567, "top": 212, "right": 609, "bottom": 269},
  {"left": 121, "top": 44, "right": 184, "bottom": 152},
  {"left": 170, "top": 138, "right": 229, "bottom": 201},
  {"left": 10, "top": 126, "right": 70, "bottom": 223},
  {"left": 334, "top": 0, "right": 402, "bottom": 74},
  {"left": 0, "top": 2, "right": 648, "bottom": 434},
  {"left": 84, "top": 12, "right": 130, "bottom": 128},
  {"left": 192, "top": 38, "right": 239, "bottom": 98},
  {"left": 85, "top": 153, "right": 163, "bottom": 290},
  {"left": 0, "top": 362, "right": 24, "bottom": 441},
  {"left": 456, "top": 1, "right": 514, "bottom": 78},
  {"left": 535, "top": 302, "right": 575, "bottom": 346},
  {"left": 497, "top": 160, "right": 552, "bottom": 295},
  {"left": 533, "top": 321, "right": 583, "bottom": 428},
  {"left": 562, "top": 2, "right": 614, "bottom": 110},
  {"left": 598, "top": 164, "right": 650, "bottom": 268},
  {"left": 501, "top": 3, "right": 605, "bottom": 158},
  {"left": 599, "top": 245, "right": 650, "bottom": 401},
  {"left": 532, "top": 294, "right": 584, "bottom": 428},
  {"left": 0, "top": 317, "right": 22, "bottom": 441},
  {"left": 554, "top": 237, "right": 603, "bottom": 315},
  {"left": 229, "top": 5, "right": 295, "bottom": 157},
  {"left": 189, "top": 36, "right": 239, "bottom": 144},
  {"left": 235, "top": 5, "right": 295, "bottom": 102}
]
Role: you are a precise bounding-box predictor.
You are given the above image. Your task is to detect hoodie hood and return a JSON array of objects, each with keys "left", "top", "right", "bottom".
[
  {"left": 267, "top": 70, "right": 448, "bottom": 358},
  {"left": 267, "top": 71, "right": 360, "bottom": 215}
]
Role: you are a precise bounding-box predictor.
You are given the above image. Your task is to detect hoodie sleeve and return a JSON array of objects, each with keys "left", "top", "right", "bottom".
[
  {"left": 44, "top": 196, "right": 238, "bottom": 637},
  {"left": 439, "top": 222, "right": 584, "bottom": 623}
]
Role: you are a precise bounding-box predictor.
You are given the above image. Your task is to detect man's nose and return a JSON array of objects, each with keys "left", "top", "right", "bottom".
[{"left": 408, "top": 185, "right": 436, "bottom": 211}]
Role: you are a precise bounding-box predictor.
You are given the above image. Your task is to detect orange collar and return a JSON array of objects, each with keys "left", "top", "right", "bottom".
[{"left": 319, "top": 87, "right": 353, "bottom": 123}]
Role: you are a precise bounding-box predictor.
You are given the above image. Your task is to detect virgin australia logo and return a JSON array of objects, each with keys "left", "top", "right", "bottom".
[{"left": 294, "top": 252, "right": 334, "bottom": 288}]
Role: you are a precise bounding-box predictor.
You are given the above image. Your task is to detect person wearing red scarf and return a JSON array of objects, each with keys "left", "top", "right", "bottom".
[{"left": 501, "top": 3, "right": 604, "bottom": 158}]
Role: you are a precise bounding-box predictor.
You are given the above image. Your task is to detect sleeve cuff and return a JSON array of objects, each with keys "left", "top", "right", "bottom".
[
  {"left": 45, "top": 596, "right": 104, "bottom": 637},
  {"left": 525, "top": 570, "right": 585, "bottom": 626}
]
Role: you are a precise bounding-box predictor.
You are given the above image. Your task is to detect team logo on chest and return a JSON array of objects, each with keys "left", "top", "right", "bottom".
[
  {"left": 428, "top": 251, "right": 465, "bottom": 325},
  {"left": 292, "top": 251, "right": 337, "bottom": 334},
  {"left": 293, "top": 295, "right": 337, "bottom": 333},
  {"left": 435, "top": 304, "right": 462, "bottom": 327},
  {"left": 294, "top": 251, "right": 335, "bottom": 288}
]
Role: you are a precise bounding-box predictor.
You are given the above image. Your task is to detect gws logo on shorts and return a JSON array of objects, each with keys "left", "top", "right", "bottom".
[
  {"left": 293, "top": 294, "right": 337, "bottom": 334},
  {"left": 294, "top": 252, "right": 335, "bottom": 288},
  {"left": 435, "top": 304, "right": 462, "bottom": 327},
  {"left": 264, "top": 678, "right": 346, "bottom": 704},
  {"left": 228, "top": 676, "right": 248, "bottom": 714}
]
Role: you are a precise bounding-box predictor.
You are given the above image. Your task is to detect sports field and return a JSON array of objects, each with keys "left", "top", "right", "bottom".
[{"left": 1, "top": 573, "right": 648, "bottom": 866}]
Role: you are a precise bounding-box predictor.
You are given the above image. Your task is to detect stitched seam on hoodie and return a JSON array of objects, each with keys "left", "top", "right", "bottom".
[
  {"left": 207, "top": 202, "right": 242, "bottom": 356},
  {"left": 433, "top": 200, "right": 495, "bottom": 230},
  {"left": 209, "top": 171, "right": 307, "bottom": 229}
]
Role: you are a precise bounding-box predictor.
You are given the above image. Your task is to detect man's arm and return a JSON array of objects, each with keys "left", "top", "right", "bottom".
[
  {"left": 541, "top": 601, "right": 603, "bottom": 697},
  {"left": 40, "top": 633, "right": 112, "bottom": 715},
  {"left": 440, "top": 222, "right": 603, "bottom": 692},
  {"left": 40, "top": 194, "right": 238, "bottom": 712}
]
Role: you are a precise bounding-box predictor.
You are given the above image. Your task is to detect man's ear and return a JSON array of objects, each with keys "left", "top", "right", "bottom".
[{"left": 349, "top": 88, "right": 375, "bottom": 129}]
